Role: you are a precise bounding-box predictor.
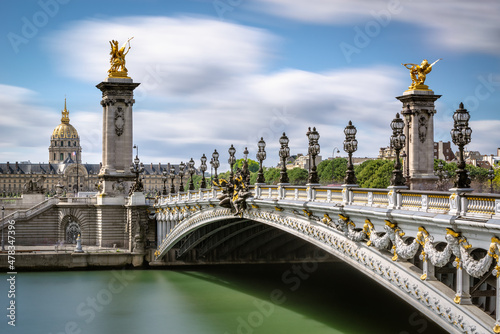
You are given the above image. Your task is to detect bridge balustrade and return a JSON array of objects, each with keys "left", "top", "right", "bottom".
[{"left": 154, "top": 185, "right": 500, "bottom": 219}]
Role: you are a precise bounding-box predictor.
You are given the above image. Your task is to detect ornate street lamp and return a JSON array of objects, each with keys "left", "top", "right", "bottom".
[
  {"left": 401, "top": 104, "right": 412, "bottom": 185},
  {"left": 279, "top": 132, "right": 290, "bottom": 184},
  {"left": 188, "top": 158, "right": 195, "bottom": 191},
  {"left": 162, "top": 168, "right": 168, "bottom": 195},
  {"left": 488, "top": 166, "right": 495, "bottom": 193},
  {"left": 211, "top": 149, "right": 220, "bottom": 185},
  {"left": 390, "top": 113, "right": 406, "bottom": 186},
  {"left": 178, "top": 161, "right": 186, "bottom": 192},
  {"left": 256, "top": 137, "right": 266, "bottom": 184},
  {"left": 307, "top": 127, "right": 320, "bottom": 184},
  {"left": 169, "top": 165, "right": 176, "bottom": 194},
  {"left": 129, "top": 153, "right": 145, "bottom": 193},
  {"left": 451, "top": 103, "right": 472, "bottom": 189},
  {"left": 200, "top": 154, "right": 207, "bottom": 189},
  {"left": 435, "top": 161, "right": 449, "bottom": 191},
  {"left": 343, "top": 121, "right": 358, "bottom": 185},
  {"left": 228, "top": 144, "right": 236, "bottom": 180},
  {"left": 242, "top": 147, "right": 250, "bottom": 185},
  {"left": 331, "top": 147, "right": 340, "bottom": 184}
]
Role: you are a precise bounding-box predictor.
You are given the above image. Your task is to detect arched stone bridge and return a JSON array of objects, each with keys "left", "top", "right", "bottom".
[{"left": 152, "top": 183, "right": 500, "bottom": 333}]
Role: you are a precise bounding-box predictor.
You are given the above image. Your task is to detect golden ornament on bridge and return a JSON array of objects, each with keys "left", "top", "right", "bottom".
[
  {"left": 402, "top": 58, "right": 441, "bottom": 91},
  {"left": 108, "top": 37, "right": 134, "bottom": 78}
]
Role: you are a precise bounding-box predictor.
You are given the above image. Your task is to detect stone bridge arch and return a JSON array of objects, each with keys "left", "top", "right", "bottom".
[{"left": 153, "top": 202, "right": 498, "bottom": 333}]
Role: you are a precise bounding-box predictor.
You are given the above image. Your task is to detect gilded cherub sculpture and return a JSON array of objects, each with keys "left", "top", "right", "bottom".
[
  {"left": 402, "top": 58, "right": 441, "bottom": 91},
  {"left": 108, "top": 37, "right": 134, "bottom": 78}
]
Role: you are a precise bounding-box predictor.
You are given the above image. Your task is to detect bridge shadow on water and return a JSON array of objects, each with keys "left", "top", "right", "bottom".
[{"left": 172, "top": 262, "right": 448, "bottom": 334}]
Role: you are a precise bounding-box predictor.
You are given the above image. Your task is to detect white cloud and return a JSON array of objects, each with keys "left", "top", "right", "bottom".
[
  {"left": 45, "top": 16, "right": 277, "bottom": 95},
  {"left": 250, "top": 0, "right": 500, "bottom": 55},
  {"left": 468, "top": 120, "right": 500, "bottom": 156},
  {"left": 0, "top": 84, "right": 56, "bottom": 162}
]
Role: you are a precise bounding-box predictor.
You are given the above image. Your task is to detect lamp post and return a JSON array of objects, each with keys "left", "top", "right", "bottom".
[
  {"left": 188, "top": 158, "right": 195, "bottom": 191},
  {"left": 390, "top": 113, "right": 406, "bottom": 186},
  {"left": 256, "top": 137, "right": 266, "bottom": 184},
  {"left": 228, "top": 144, "right": 236, "bottom": 180},
  {"left": 279, "top": 132, "right": 290, "bottom": 184},
  {"left": 488, "top": 166, "right": 495, "bottom": 193},
  {"left": 200, "top": 154, "right": 207, "bottom": 189},
  {"left": 401, "top": 104, "right": 412, "bottom": 186},
  {"left": 331, "top": 146, "right": 340, "bottom": 184},
  {"left": 435, "top": 161, "right": 449, "bottom": 191},
  {"left": 129, "top": 153, "right": 145, "bottom": 193},
  {"left": 343, "top": 121, "right": 358, "bottom": 185},
  {"left": 211, "top": 150, "right": 220, "bottom": 185},
  {"left": 451, "top": 103, "right": 472, "bottom": 189},
  {"left": 307, "top": 127, "right": 320, "bottom": 184},
  {"left": 162, "top": 169, "right": 168, "bottom": 195},
  {"left": 169, "top": 165, "right": 176, "bottom": 194},
  {"left": 242, "top": 147, "right": 250, "bottom": 185},
  {"left": 178, "top": 161, "right": 186, "bottom": 192}
]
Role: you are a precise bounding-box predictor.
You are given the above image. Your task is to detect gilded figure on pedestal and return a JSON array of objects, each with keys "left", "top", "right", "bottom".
[{"left": 108, "top": 37, "right": 134, "bottom": 78}]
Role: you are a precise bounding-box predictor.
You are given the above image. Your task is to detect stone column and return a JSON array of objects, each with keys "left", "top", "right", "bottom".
[
  {"left": 96, "top": 77, "right": 140, "bottom": 203},
  {"left": 157, "top": 219, "right": 162, "bottom": 246},
  {"left": 95, "top": 77, "right": 140, "bottom": 248},
  {"left": 396, "top": 90, "right": 440, "bottom": 190}
]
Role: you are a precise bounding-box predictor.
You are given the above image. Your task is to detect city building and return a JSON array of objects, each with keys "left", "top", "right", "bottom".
[
  {"left": 433, "top": 141, "right": 456, "bottom": 161},
  {"left": 378, "top": 146, "right": 396, "bottom": 160},
  {"left": 286, "top": 154, "right": 322, "bottom": 170},
  {"left": 482, "top": 149, "right": 500, "bottom": 167}
]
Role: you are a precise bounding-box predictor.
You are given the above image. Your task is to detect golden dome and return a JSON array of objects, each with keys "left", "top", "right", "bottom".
[
  {"left": 52, "top": 123, "right": 79, "bottom": 139},
  {"left": 51, "top": 99, "right": 79, "bottom": 139}
]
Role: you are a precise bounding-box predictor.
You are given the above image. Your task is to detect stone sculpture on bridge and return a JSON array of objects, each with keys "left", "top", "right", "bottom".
[
  {"left": 213, "top": 168, "right": 251, "bottom": 216},
  {"left": 23, "top": 176, "right": 45, "bottom": 194}
]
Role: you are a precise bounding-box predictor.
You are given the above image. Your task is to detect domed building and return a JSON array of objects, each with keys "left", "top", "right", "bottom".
[{"left": 49, "top": 99, "right": 82, "bottom": 164}]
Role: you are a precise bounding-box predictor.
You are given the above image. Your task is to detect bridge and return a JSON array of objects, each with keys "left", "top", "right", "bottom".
[{"left": 152, "top": 183, "right": 500, "bottom": 334}]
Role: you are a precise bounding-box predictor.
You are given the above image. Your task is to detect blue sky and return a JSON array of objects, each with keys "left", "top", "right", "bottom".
[{"left": 1, "top": 0, "right": 499, "bottom": 168}]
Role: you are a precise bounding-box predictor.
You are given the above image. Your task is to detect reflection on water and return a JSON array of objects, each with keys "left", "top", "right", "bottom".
[{"left": 0, "top": 262, "right": 447, "bottom": 334}]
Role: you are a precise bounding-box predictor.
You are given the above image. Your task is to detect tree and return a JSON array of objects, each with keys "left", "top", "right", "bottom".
[
  {"left": 233, "top": 159, "right": 259, "bottom": 173},
  {"left": 433, "top": 159, "right": 494, "bottom": 192},
  {"left": 317, "top": 158, "right": 348, "bottom": 184},
  {"left": 288, "top": 168, "right": 308, "bottom": 185},
  {"left": 355, "top": 159, "right": 394, "bottom": 188},
  {"left": 264, "top": 168, "right": 281, "bottom": 185}
]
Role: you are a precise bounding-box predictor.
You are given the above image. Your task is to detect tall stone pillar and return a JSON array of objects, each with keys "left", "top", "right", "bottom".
[
  {"left": 396, "top": 90, "right": 440, "bottom": 190},
  {"left": 96, "top": 77, "right": 140, "bottom": 203},
  {"left": 94, "top": 76, "right": 140, "bottom": 247}
]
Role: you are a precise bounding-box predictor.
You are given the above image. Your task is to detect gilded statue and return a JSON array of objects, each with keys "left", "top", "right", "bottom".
[
  {"left": 108, "top": 37, "right": 134, "bottom": 77},
  {"left": 402, "top": 58, "right": 441, "bottom": 91},
  {"left": 212, "top": 168, "right": 251, "bottom": 216}
]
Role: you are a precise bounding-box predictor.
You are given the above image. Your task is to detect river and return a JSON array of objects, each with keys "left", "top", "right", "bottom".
[{"left": 1, "top": 262, "right": 447, "bottom": 334}]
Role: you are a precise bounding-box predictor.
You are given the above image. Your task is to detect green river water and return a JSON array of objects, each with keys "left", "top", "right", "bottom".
[{"left": 1, "top": 262, "right": 448, "bottom": 334}]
